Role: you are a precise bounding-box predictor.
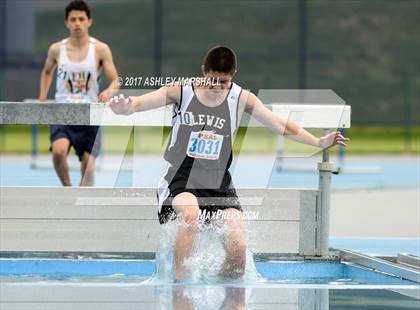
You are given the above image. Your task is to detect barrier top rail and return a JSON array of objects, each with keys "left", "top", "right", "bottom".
[{"left": 0, "top": 101, "right": 351, "bottom": 128}]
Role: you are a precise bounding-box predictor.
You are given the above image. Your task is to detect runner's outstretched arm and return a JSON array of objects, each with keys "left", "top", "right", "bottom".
[
  {"left": 108, "top": 85, "right": 180, "bottom": 115},
  {"left": 242, "top": 90, "right": 349, "bottom": 149}
]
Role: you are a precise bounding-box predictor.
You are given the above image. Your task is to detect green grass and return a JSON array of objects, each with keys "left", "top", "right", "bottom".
[
  {"left": 1, "top": 126, "right": 418, "bottom": 155},
  {"left": 340, "top": 126, "right": 420, "bottom": 154}
]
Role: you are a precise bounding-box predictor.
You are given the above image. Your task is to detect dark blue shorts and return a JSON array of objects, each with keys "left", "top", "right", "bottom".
[{"left": 49, "top": 125, "right": 102, "bottom": 161}]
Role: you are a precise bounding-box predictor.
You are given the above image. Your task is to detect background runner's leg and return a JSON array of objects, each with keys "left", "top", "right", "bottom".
[
  {"left": 51, "top": 138, "right": 71, "bottom": 186},
  {"left": 80, "top": 152, "right": 96, "bottom": 186}
]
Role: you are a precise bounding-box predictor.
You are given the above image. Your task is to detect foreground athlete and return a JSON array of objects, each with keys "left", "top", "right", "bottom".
[{"left": 109, "top": 46, "right": 348, "bottom": 281}]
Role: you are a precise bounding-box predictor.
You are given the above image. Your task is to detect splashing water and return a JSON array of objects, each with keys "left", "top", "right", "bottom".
[
  {"left": 155, "top": 284, "right": 253, "bottom": 310},
  {"left": 146, "top": 219, "right": 264, "bottom": 285}
]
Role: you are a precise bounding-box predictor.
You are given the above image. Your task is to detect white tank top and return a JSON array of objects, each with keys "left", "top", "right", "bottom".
[{"left": 55, "top": 37, "right": 99, "bottom": 103}]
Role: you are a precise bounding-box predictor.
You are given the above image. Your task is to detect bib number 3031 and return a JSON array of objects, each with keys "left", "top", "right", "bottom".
[{"left": 187, "top": 131, "right": 223, "bottom": 160}]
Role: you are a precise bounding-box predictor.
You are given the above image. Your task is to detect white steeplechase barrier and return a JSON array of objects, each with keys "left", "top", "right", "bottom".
[
  {"left": 0, "top": 101, "right": 350, "bottom": 127},
  {"left": 0, "top": 187, "right": 317, "bottom": 256},
  {"left": 0, "top": 101, "right": 351, "bottom": 257}
]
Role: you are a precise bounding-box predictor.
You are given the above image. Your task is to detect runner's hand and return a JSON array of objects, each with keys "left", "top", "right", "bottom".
[
  {"left": 98, "top": 89, "right": 112, "bottom": 102},
  {"left": 318, "top": 131, "right": 349, "bottom": 149},
  {"left": 108, "top": 94, "right": 133, "bottom": 115}
]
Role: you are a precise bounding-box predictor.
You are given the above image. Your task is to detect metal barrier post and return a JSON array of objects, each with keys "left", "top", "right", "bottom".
[
  {"left": 316, "top": 129, "right": 334, "bottom": 256},
  {"left": 30, "top": 124, "right": 38, "bottom": 168}
]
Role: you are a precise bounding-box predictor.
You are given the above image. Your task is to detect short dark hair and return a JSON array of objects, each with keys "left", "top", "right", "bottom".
[
  {"left": 65, "top": 0, "right": 91, "bottom": 20},
  {"left": 203, "top": 46, "right": 237, "bottom": 75}
]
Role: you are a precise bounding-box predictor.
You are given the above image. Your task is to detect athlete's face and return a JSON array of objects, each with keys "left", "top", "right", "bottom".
[
  {"left": 65, "top": 10, "right": 92, "bottom": 38},
  {"left": 202, "top": 70, "right": 234, "bottom": 98}
]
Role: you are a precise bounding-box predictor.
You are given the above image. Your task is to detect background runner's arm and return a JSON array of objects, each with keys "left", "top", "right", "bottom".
[
  {"left": 243, "top": 91, "right": 348, "bottom": 148},
  {"left": 98, "top": 43, "right": 119, "bottom": 102},
  {"left": 39, "top": 44, "right": 58, "bottom": 102}
]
